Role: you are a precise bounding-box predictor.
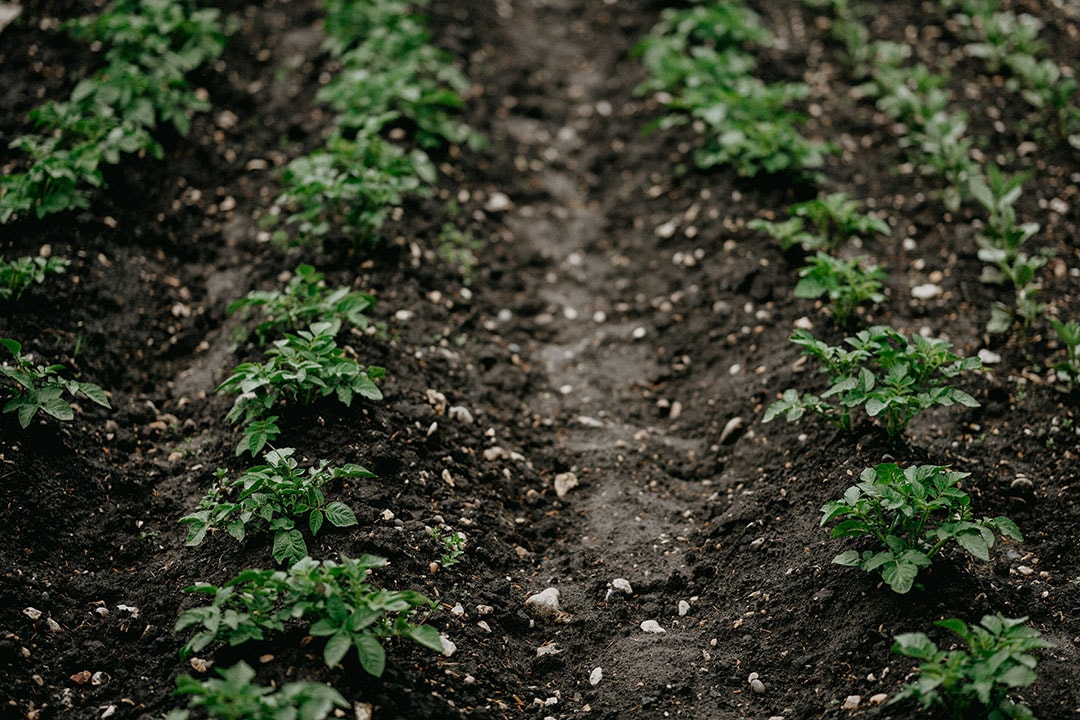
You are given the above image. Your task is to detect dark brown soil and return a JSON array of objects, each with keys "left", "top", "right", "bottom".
[{"left": 2, "top": 0, "right": 1079, "bottom": 719}]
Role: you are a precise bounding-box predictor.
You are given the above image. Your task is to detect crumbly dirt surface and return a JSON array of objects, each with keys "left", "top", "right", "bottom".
[{"left": 1, "top": 0, "right": 1079, "bottom": 719}]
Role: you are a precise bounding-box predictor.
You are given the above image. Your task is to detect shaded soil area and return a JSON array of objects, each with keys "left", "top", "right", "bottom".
[{"left": 2, "top": 0, "right": 1079, "bottom": 719}]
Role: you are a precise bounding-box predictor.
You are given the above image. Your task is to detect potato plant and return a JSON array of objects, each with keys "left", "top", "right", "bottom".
[
  {"left": 217, "top": 320, "right": 384, "bottom": 456},
  {"left": 794, "top": 252, "right": 886, "bottom": 327},
  {"left": 0, "top": 0, "right": 227, "bottom": 222},
  {"left": 635, "top": 2, "right": 829, "bottom": 179},
  {"left": 763, "top": 326, "right": 981, "bottom": 438},
  {"left": 228, "top": 263, "right": 376, "bottom": 345},
  {"left": 0, "top": 338, "right": 110, "bottom": 427},
  {"left": 821, "top": 463, "right": 1022, "bottom": 593},
  {"left": 0, "top": 256, "right": 69, "bottom": 302},
  {"left": 165, "top": 661, "right": 347, "bottom": 720},
  {"left": 177, "top": 554, "right": 443, "bottom": 677},
  {"left": 892, "top": 614, "right": 1051, "bottom": 719},
  {"left": 180, "top": 448, "right": 369, "bottom": 566}
]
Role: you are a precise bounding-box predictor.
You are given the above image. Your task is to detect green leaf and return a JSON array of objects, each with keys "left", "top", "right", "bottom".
[
  {"left": 955, "top": 531, "right": 991, "bottom": 561},
  {"left": 406, "top": 624, "right": 445, "bottom": 652},
  {"left": 882, "top": 559, "right": 919, "bottom": 594},
  {"left": 272, "top": 529, "right": 307, "bottom": 565},
  {"left": 309, "top": 509, "right": 324, "bottom": 537},
  {"left": 323, "top": 632, "right": 351, "bottom": 668},
  {"left": 990, "top": 516, "right": 1023, "bottom": 542},
  {"left": 76, "top": 382, "right": 111, "bottom": 408},
  {"left": 832, "top": 550, "right": 861, "bottom": 566},
  {"left": 355, "top": 633, "right": 386, "bottom": 677},
  {"left": 324, "top": 501, "right": 357, "bottom": 528}
]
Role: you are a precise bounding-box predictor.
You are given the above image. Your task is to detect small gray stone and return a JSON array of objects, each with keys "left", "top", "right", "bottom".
[{"left": 525, "top": 588, "right": 562, "bottom": 621}]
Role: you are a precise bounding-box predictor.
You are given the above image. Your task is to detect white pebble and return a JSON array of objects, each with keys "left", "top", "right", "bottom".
[
  {"left": 590, "top": 667, "right": 603, "bottom": 686},
  {"left": 525, "top": 588, "right": 562, "bottom": 621},
  {"left": 23, "top": 607, "right": 42, "bottom": 621},
  {"left": 632, "top": 326, "right": 647, "bottom": 339},
  {"left": 554, "top": 472, "right": 579, "bottom": 498},
  {"left": 448, "top": 406, "right": 474, "bottom": 424},
  {"left": 978, "top": 348, "right": 1002, "bottom": 365},
  {"left": 439, "top": 635, "right": 457, "bottom": 657},
  {"left": 678, "top": 600, "right": 690, "bottom": 617},
  {"left": 485, "top": 192, "right": 512, "bottom": 212},
  {"left": 750, "top": 678, "right": 765, "bottom": 694},
  {"left": 842, "top": 695, "right": 861, "bottom": 710},
  {"left": 911, "top": 283, "right": 942, "bottom": 300},
  {"left": 640, "top": 620, "right": 665, "bottom": 634},
  {"left": 611, "top": 578, "right": 633, "bottom": 595}
]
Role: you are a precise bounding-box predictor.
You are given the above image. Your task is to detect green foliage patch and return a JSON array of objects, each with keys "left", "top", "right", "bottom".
[
  {"left": 821, "top": 463, "right": 1022, "bottom": 593},
  {"left": 177, "top": 554, "right": 443, "bottom": 677}
]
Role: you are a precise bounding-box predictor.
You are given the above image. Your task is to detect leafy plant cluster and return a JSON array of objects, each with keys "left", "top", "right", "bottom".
[
  {"left": 217, "top": 320, "right": 383, "bottom": 456},
  {"left": 892, "top": 614, "right": 1052, "bottom": 719},
  {"left": 764, "top": 326, "right": 981, "bottom": 437},
  {"left": 0, "top": 255, "right": 69, "bottom": 301},
  {"left": 0, "top": 338, "right": 110, "bottom": 428},
  {"left": 176, "top": 554, "right": 443, "bottom": 677},
  {"left": 227, "top": 263, "right": 376, "bottom": 345},
  {"left": 820, "top": 463, "right": 1021, "bottom": 593},
  {"left": 270, "top": 0, "right": 476, "bottom": 246},
  {"left": 947, "top": 0, "right": 1080, "bottom": 149},
  {"left": 0, "top": 0, "right": 228, "bottom": 223},
  {"left": 749, "top": 192, "right": 890, "bottom": 326},
  {"left": 634, "top": 1, "right": 830, "bottom": 179},
  {"left": 165, "top": 661, "right": 348, "bottom": 720},
  {"left": 180, "top": 447, "right": 369, "bottom": 565}
]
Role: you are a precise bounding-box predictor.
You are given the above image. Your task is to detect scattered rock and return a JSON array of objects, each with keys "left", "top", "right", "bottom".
[
  {"left": 978, "top": 348, "right": 1002, "bottom": 365},
  {"left": 1017, "top": 566, "right": 1035, "bottom": 576},
  {"left": 554, "top": 472, "right": 579, "bottom": 498},
  {"left": 841, "top": 695, "right": 861, "bottom": 710},
  {"left": 525, "top": 588, "right": 562, "bottom": 621},
  {"left": 439, "top": 635, "right": 457, "bottom": 657},
  {"left": 589, "top": 667, "right": 603, "bottom": 686},
  {"left": 116, "top": 605, "right": 139, "bottom": 618},
  {"left": 189, "top": 657, "right": 212, "bottom": 673},
  {"left": 425, "top": 389, "right": 448, "bottom": 415},
  {"left": 1011, "top": 474, "right": 1034, "bottom": 491},
  {"left": 911, "top": 283, "right": 942, "bottom": 300},
  {"left": 750, "top": 678, "right": 765, "bottom": 694},
  {"left": 23, "top": 608, "right": 42, "bottom": 621},
  {"left": 476, "top": 604, "right": 494, "bottom": 616},
  {"left": 678, "top": 600, "right": 690, "bottom": 617},
  {"left": 354, "top": 702, "right": 373, "bottom": 720},
  {"left": 869, "top": 693, "right": 888, "bottom": 705},
  {"left": 45, "top": 618, "right": 61, "bottom": 634},
  {"left": 611, "top": 578, "right": 633, "bottom": 595},
  {"left": 448, "top": 406, "right": 474, "bottom": 424},
  {"left": 719, "top": 417, "right": 743, "bottom": 444},
  {"left": 70, "top": 670, "right": 91, "bottom": 684},
  {"left": 536, "top": 643, "right": 561, "bottom": 657},
  {"left": 485, "top": 192, "right": 512, "bottom": 212},
  {"left": 640, "top": 620, "right": 665, "bottom": 634}
]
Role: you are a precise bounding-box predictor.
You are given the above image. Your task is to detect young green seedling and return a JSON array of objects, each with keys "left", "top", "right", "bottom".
[
  {"left": 176, "top": 554, "right": 443, "bottom": 677},
  {"left": 430, "top": 525, "right": 467, "bottom": 569},
  {"left": 0, "top": 256, "right": 70, "bottom": 301},
  {"left": 763, "top": 326, "right": 981, "bottom": 438},
  {"left": 1050, "top": 319, "right": 1080, "bottom": 391},
  {"left": 227, "top": 263, "right": 375, "bottom": 345},
  {"left": 821, "top": 463, "right": 1022, "bottom": 593},
  {"left": 166, "top": 661, "right": 348, "bottom": 720},
  {"left": 180, "top": 448, "right": 369, "bottom": 565},
  {"left": 891, "top": 614, "right": 1051, "bottom": 719},
  {"left": 635, "top": 2, "right": 829, "bottom": 179},
  {"left": 217, "top": 320, "right": 384, "bottom": 455},
  {"left": 969, "top": 166, "right": 1047, "bottom": 336},
  {"left": 794, "top": 252, "right": 886, "bottom": 326},
  {"left": 0, "top": 338, "right": 110, "bottom": 427}
]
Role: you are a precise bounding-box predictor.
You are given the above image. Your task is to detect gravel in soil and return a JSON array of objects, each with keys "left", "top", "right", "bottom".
[{"left": 1, "top": 0, "right": 1079, "bottom": 719}]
